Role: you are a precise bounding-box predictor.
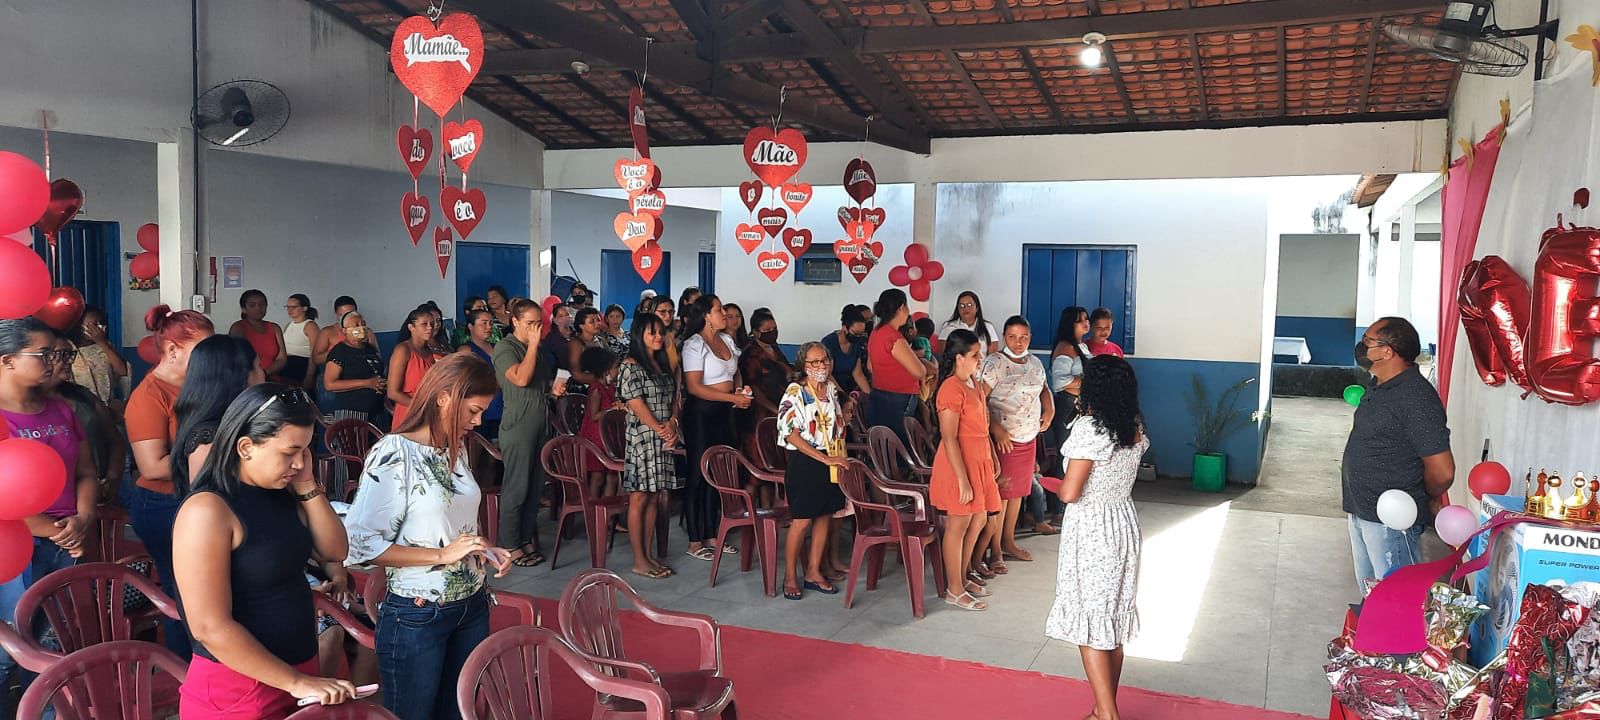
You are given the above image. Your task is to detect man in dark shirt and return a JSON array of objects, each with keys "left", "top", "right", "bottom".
[{"left": 1342, "top": 317, "right": 1455, "bottom": 593}]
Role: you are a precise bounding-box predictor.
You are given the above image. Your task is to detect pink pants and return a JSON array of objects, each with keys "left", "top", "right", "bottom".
[{"left": 179, "top": 654, "right": 320, "bottom": 720}]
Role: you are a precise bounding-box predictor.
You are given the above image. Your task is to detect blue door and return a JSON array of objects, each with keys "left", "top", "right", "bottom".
[
  {"left": 1021, "top": 246, "right": 1136, "bottom": 352},
  {"left": 456, "top": 242, "right": 529, "bottom": 319},
  {"left": 698, "top": 252, "right": 716, "bottom": 297},
  {"left": 33, "top": 221, "right": 123, "bottom": 347},
  {"left": 602, "top": 249, "right": 670, "bottom": 320}
]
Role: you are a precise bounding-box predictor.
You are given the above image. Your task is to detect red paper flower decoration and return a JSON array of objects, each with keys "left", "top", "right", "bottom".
[{"left": 888, "top": 244, "right": 944, "bottom": 302}]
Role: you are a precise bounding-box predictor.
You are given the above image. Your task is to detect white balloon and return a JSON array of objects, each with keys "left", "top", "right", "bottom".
[{"left": 1376, "top": 489, "right": 1418, "bottom": 531}]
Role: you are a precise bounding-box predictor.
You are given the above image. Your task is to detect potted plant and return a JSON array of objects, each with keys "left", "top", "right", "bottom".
[{"left": 1185, "top": 375, "right": 1258, "bottom": 492}]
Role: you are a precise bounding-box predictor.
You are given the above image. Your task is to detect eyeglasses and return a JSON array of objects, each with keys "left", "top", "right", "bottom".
[
  {"left": 957, "top": 302, "right": 976, "bottom": 309},
  {"left": 10, "top": 350, "right": 76, "bottom": 363},
  {"left": 803, "top": 359, "right": 831, "bottom": 367},
  {"left": 284, "top": 305, "right": 303, "bottom": 311},
  {"left": 248, "top": 387, "right": 312, "bottom": 423}
]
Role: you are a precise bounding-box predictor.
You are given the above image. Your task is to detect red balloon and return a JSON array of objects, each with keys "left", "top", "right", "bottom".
[
  {"left": 34, "top": 287, "right": 85, "bottom": 332},
  {"left": 34, "top": 178, "right": 83, "bottom": 240},
  {"left": 137, "top": 335, "right": 161, "bottom": 365},
  {"left": 0, "top": 438, "right": 66, "bottom": 521},
  {"left": 0, "top": 235, "right": 52, "bottom": 319},
  {"left": 1525, "top": 223, "right": 1600, "bottom": 404},
  {"left": 0, "top": 519, "right": 30, "bottom": 583},
  {"left": 0, "top": 152, "right": 49, "bottom": 235},
  {"left": 130, "top": 252, "right": 159, "bottom": 281},
  {"left": 1458, "top": 256, "right": 1532, "bottom": 390},
  {"left": 1467, "top": 461, "right": 1512, "bottom": 500},
  {"left": 136, "top": 223, "right": 160, "bottom": 252}
]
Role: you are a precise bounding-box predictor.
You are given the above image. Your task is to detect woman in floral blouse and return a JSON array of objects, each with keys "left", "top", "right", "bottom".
[
  {"left": 776, "top": 342, "right": 852, "bottom": 600},
  {"left": 342, "top": 353, "right": 510, "bottom": 720}
]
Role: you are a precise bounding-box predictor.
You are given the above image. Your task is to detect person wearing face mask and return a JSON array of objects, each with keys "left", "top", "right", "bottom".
[
  {"left": 821, "top": 305, "right": 872, "bottom": 395},
  {"left": 323, "top": 311, "right": 390, "bottom": 430},
  {"left": 494, "top": 298, "right": 560, "bottom": 569},
  {"left": 69, "top": 305, "right": 128, "bottom": 408},
  {"left": 776, "top": 342, "right": 850, "bottom": 599},
  {"left": 979, "top": 316, "right": 1054, "bottom": 575},
  {"left": 1342, "top": 317, "right": 1454, "bottom": 593},
  {"left": 739, "top": 308, "right": 792, "bottom": 470}
]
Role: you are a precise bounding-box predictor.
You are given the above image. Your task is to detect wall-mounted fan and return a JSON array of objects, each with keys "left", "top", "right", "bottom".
[
  {"left": 192, "top": 80, "right": 290, "bottom": 147},
  {"left": 1383, "top": 0, "right": 1557, "bottom": 77}
]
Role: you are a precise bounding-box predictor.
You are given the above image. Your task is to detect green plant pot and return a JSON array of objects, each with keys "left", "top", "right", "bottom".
[{"left": 1192, "top": 453, "right": 1227, "bottom": 493}]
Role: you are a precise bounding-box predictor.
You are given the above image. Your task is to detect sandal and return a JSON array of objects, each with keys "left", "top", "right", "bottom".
[
  {"left": 966, "top": 571, "right": 988, "bottom": 587},
  {"left": 783, "top": 585, "right": 803, "bottom": 600},
  {"left": 1034, "top": 523, "right": 1060, "bottom": 535},
  {"left": 824, "top": 569, "right": 848, "bottom": 582},
  {"left": 630, "top": 566, "right": 671, "bottom": 580},
  {"left": 974, "top": 563, "right": 996, "bottom": 580},
  {"left": 652, "top": 564, "right": 676, "bottom": 577},
  {"left": 803, "top": 580, "right": 839, "bottom": 595},
  {"left": 965, "top": 581, "right": 992, "bottom": 598},
  {"left": 686, "top": 547, "right": 717, "bottom": 561},
  {"left": 511, "top": 544, "right": 545, "bottom": 568},
  {"left": 1002, "top": 548, "right": 1033, "bottom": 562},
  {"left": 991, "top": 561, "right": 1010, "bottom": 575},
  {"left": 945, "top": 591, "right": 987, "bottom": 611},
  {"left": 718, "top": 543, "right": 738, "bottom": 555}
]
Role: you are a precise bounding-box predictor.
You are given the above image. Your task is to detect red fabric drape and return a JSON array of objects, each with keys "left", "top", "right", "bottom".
[{"left": 1437, "top": 128, "right": 1504, "bottom": 406}]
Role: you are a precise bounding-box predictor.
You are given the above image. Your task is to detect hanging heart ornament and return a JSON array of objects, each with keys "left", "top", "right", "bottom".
[
  {"left": 843, "top": 158, "right": 877, "bottom": 203},
  {"left": 614, "top": 158, "right": 657, "bottom": 195},
  {"left": 614, "top": 212, "right": 657, "bottom": 252},
  {"left": 782, "top": 228, "right": 813, "bottom": 259},
  {"left": 834, "top": 239, "right": 862, "bottom": 264},
  {"left": 756, "top": 250, "right": 791, "bottom": 282},
  {"left": 389, "top": 13, "right": 485, "bottom": 117},
  {"left": 742, "top": 127, "right": 808, "bottom": 188},
  {"left": 628, "top": 87, "right": 651, "bottom": 159},
  {"left": 780, "top": 183, "right": 813, "bottom": 214},
  {"left": 401, "top": 192, "right": 431, "bottom": 246},
  {"left": 757, "top": 207, "right": 788, "bottom": 238},
  {"left": 848, "top": 257, "right": 875, "bottom": 283},
  {"left": 738, "top": 181, "right": 763, "bottom": 213},
  {"left": 440, "top": 186, "right": 486, "bottom": 239},
  {"left": 734, "top": 223, "right": 764, "bottom": 255},
  {"left": 35, "top": 179, "right": 84, "bottom": 241},
  {"left": 396, "top": 125, "right": 433, "bottom": 180},
  {"left": 442, "top": 119, "right": 484, "bottom": 174},
  {"left": 630, "top": 189, "right": 667, "bottom": 217},
  {"left": 633, "top": 241, "right": 664, "bottom": 283},
  {"left": 433, "top": 226, "right": 454, "bottom": 278}
]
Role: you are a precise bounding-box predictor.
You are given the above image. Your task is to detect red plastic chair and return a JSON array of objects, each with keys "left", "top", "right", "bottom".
[
  {"left": 867, "top": 425, "right": 933, "bottom": 485},
  {"left": 326, "top": 419, "right": 383, "bottom": 457},
  {"left": 16, "top": 640, "right": 189, "bottom": 720},
  {"left": 314, "top": 590, "right": 376, "bottom": 650},
  {"left": 286, "top": 700, "right": 400, "bottom": 719},
  {"left": 543, "top": 435, "right": 629, "bottom": 569},
  {"left": 600, "top": 407, "right": 671, "bottom": 557},
  {"left": 552, "top": 393, "right": 588, "bottom": 436},
  {"left": 457, "top": 625, "right": 671, "bottom": 720},
  {"left": 468, "top": 430, "right": 504, "bottom": 548},
  {"left": 752, "top": 417, "right": 788, "bottom": 501},
  {"left": 836, "top": 459, "right": 946, "bottom": 619},
  {"left": 902, "top": 416, "right": 937, "bottom": 469},
  {"left": 9, "top": 563, "right": 183, "bottom": 672},
  {"left": 557, "top": 569, "right": 736, "bottom": 720},
  {"left": 357, "top": 573, "right": 538, "bottom": 638},
  {"left": 701, "top": 446, "right": 788, "bottom": 597},
  {"left": 844, "top": 408, "right": 870, "bottom": 458}
]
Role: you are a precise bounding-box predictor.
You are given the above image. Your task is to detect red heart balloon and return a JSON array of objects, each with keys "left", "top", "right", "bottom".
[
  {"left": 401, "top": 192, "right": 431, "bottom": 246},
  {"left": 136, "top": 223, "right": 160, "bottom": 252},
  {"left": 614, "top": 158, "right": 656, "bottom": 194},
  {"left": 396, "top": 125, "right": 433, "bottom": 181},
  {"left": 756, "top": 251, "right": 790, "bottom": 282},
  {"left": 129, "top": 252, "right": 159, "bottom": 281},
  {"left": 442, "top": 119, "right": 484, "bottom": 174},
  {"left": 433, "top": 226, "right": 453, "bottom": 279},
  {"left": 0, "top": 235, "right": 51, "bottom": 319},
  {"left": 440, "top": 186, "right": 486, "bottom": 239},
  {"left": 614, "top": 211, "right": 656, "bottom": 252},
  {"left": 844, "top": 158, "right": 877, "bottom": 203},
  {"left": 634, "top": 241, "right": 664, "bottom": 283},
  {"left": 834, "top": 239, "right": 862, "bottom": 264},
  {"left": 628, "top": 87, "right": 651, "bottom": 159},
  {"left": 734, "top": 223, "right": 764, "bottom": 255},
  {"left": 33, "top": 287, "right": 84, "bottom": 331},
  {"left": 389, "top": 13, "right": 485, "bottom": 117},
  {"left": 631, "top": 189, "right": 667, "bottom": 217},
  {"left": 848, "top": 257, "right": 875, "bottom": 283},
  {"left": 756, "top": 207, "right": 788, "bottom": 238},
  {"left": 780, "top": 183, "right": 813, "bottom": 214},
  {"left": 739, "top": 181, "right": 763, "bottom": 213},
  {"left": 743, "top": 127, "right": 808, "bottom": 188},
  {"left": 781, "top": 228, "right": 813, "bottom": 259},
  {"left": 35, "top": 179, "right": 84, "bottom": 240}
]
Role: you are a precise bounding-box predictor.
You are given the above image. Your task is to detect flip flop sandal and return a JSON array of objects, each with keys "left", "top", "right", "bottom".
[
  {"left": 653, "top": 565, "right": 676, "bottom": 577},
  {"left": 803, "top": 580, "right": 839, "bottom": 595},
  {"left": 991, "top": 562, "right": 1009, "bottom": 575},
  {"left": 783, "top": 586, "right": 804, "bottom": 600},
  {"left": 687, "top": 547, "right": 717, "bottom": 561},
  {"left": 965, "top": 581, "right": 992, "bottom": 598},
  {"left": 966, "top": 571, "right": 988, "bottom": 587},
  {"left": 630, "top": 566, "right": 671, "bottom": 580},
  {"left": 512, "top": 549, "right": 545, "bottom": 568},
  {"left": 974, "top": 564, "right": 997, "bottom": 580},
  {"left": 1035, "top": 524, "right": 1060, "bottom": 535},
  {"left": 824, "top": 569, "right": 848, "bottom": 582},
  {"left": 945, "top": 592, "right": 987, "bottom": 611},
  {"left": 718, "top": 544, "right": 739, "bottom": 555},
  {"left": 1002, "top": 550, "right": 1033, "bottom": 562}
]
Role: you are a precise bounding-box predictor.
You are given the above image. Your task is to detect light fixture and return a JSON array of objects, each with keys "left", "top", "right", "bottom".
[
  {"left": 570, "top": 60, "right": 591, "bottom": 76},
  {"left": 221, "top": 127, "right": 250, "bottom": 146},
  {"left": 1080, "top": 32, "right": 1107, "bottom": 67}
]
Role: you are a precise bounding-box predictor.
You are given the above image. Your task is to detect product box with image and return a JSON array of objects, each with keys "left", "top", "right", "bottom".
[{"left": 1469, "top": 494, "right": 1600, "bottom": 666}]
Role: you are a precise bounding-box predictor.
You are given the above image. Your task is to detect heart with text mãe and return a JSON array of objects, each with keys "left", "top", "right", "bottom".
[
  {"left": 743, "top": 127, "right": 807, "bottom": 187},
  {"left": 843, "top": 158, "right": 877, "bottom": 203}
]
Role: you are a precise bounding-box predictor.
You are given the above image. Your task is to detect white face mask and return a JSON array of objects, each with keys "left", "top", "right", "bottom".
[
  {"left": 806, "top": 367, "right": 830, "bottom": 384},
  {"left": 1002, "top": 345, "right": 1030, "bottom": 360}
]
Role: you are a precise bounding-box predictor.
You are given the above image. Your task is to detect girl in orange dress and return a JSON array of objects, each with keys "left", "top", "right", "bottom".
[{"left": 930, "top": 328, "right": 1002, "bottom": 611}]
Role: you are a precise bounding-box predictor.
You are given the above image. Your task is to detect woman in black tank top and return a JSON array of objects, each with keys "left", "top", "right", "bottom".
[{"left": 172, "top": 384, "right": 359, "bottom": 717}]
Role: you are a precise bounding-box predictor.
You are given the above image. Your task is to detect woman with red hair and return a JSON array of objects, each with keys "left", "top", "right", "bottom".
[{"left": 124, "top": 304, "right": 215, "bottom": 658}]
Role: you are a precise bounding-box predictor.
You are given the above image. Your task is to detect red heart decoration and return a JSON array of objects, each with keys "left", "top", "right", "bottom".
[
  {"left": 756, "top": 207, "right": 788, "bottom": 238},
  {"left": 781, "top": 228, "right": 813, "bottom": 259},
  {"left": 859, "top": 241, "right": 884, "bottom": 265},
  {"left": 33, "top": 287, "right": 84, "bottom": 331},
  {"left": 780, "top": 183, "right": 813, "bottom": 214},
  {"left": 844, "top": 158, "right": 877, "bottom": 204},
  {"left": 396, "top": 125, "right": 433, "bottom": 180},
  {"left": 633, "top": 241, "right": 663, "bottom": 283},
  {"left": 389, "top": 13, "right": 485, "bottom": 117},
  {"left": 628, "top": 87, "right": 650, "bottom": 159},
  {"left": 630, "top": 189, "right": 667, "bottom": 217},
  {"left": 742, "top": 127, "right": 808, "bottom": 188},
  {"left": 649, "top": 165, "right": 663, "bottom": 191},
  {"left": 848, "top": 257, "right": 875, "bottom": 283},
  {"left": 433, "top": 226, "right": 453, "bottom": 278},
  {"left": 440, "top": 186, "right": 486, "bottom": 239},
  {"left": 614, "top": 211, "right": 657, "bottom": 252},
  {"left": 35, "top": 179, "right": 83, "bottom": 240},
  {"left": 756, "top": 250, "right": 790, "bottom": 282},
  {"left": 401, "top": 192, "right": 431, "bottom": 246},
  {"left": 442, "top": 119, "right": 484, "bottom": 174},
  {"left": 734, "top": 223, "right": 764, "bottom": 255},
  {"left": 837, "top": 206, "right": 855, "bottom": 231},
  {"left": 739, "top": 182, "right": 763, "bottom": 213},
  {"left": 862, "top": 207, "right": 887, "bottom": 227},
  {"left": 614, "top": 158, "right": 656, "bottom": 194},
  {"left": 844, "top": 218, "right": 877, "bottom": 243},
  {"left": 834, "top": 239, "right": 862, "bottom": 263},
  {"left": 1578, "top": 188, "right": 1592, "bottom": 209},
  {"left": 651, "top": 216, "right": 666, "bottom": 243}
]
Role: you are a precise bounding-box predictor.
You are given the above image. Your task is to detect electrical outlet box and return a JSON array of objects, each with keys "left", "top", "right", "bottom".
[{"left": 191, "top": 295, "right": 208, "bottom": 313}]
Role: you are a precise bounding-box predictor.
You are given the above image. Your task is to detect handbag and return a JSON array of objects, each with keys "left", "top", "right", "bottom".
[{"left": 826, "top": 436, "right": 846, "bottom": 484}]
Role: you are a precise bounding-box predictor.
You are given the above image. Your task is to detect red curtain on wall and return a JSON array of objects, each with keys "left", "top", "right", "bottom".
[{"left": 1437, "top": 128, "right": 1505, "bottom": 406}]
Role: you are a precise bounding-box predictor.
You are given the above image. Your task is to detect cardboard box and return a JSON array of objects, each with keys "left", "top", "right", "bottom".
[{"left": 1469, "top": 494, "right": 1600, "bottom": 666}]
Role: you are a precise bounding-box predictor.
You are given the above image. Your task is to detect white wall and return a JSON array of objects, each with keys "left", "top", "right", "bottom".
[
  {"left": 1276, "top": 234, "right": 1359, "bottom": 318},
  {"left": 714, "top": 184, "right": 914, "bottom": 343},
  {"left": 549, "top": 191, "right": 717, "bottom": 311}
]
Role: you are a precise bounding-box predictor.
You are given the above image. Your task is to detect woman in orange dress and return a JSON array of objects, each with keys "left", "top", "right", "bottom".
[
  {"left": 930, "top": 328, "right": 1002, "bottom": 611},
  {"left": 387, "top": 306, "right": 440, "bottom": 427}
]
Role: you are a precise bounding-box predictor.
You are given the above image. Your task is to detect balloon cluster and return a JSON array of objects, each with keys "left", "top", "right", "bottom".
[
  {"left": 0, "top": 152, "right": 53, "bottom": 319},
  {"left": 1372, "top": 462, "right": 1509, "bottom": 550},
  {"left": 0, "top": 438, "right": 68, "bottom": 582}
]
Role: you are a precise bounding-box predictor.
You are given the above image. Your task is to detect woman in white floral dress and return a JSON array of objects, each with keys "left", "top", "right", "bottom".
[
  {"left": 343, "top": 354, "right": 511, "bottom": 720},
  {"left": 1045, "top": 355, "right": 1146, "bottom": 720}
]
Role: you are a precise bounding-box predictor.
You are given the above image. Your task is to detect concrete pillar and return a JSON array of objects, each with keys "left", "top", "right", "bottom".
[
  {"left": 530, "top": 189, "right": 552, "bottom": 298},
  {"left": 156, "top": 137, "right": 198, "bottom": 313},
  {"left": 1398, "top": 201, "right": 1417, "bottom": 318},
  {"left": 911, "top": 181, "right": 937, "bottom": 313}
]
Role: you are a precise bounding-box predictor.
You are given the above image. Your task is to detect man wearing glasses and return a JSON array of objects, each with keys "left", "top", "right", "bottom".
[{"left": 1342, "top": 317, "right": 1455, "bottom": 593}]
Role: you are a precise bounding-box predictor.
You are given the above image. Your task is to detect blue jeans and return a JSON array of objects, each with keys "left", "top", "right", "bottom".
[
  {"left": 1, "top": 539, "right": 77, "bottom": 688},
  {"left": 119, "top": 483, "right": 191, "bottom": 659},
  {"left": 377, "top": 589, "right": 490, "bottom": 720},
  {"left": 865, "top": 389, "right": 916, "bottom": 444},
  {"left": 1348, "top": 514, "right": 1424, "bottom": 594}
]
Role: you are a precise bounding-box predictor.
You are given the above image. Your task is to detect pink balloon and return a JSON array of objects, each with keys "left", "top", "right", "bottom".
[
  {"left": 0, "top": 152, "right": 49, "bottom": 235},
  {"left": 1434, "top": 504, "right": 1479, "bottom": 548},
  {"left": 4, "top": 229, "right": 32, "bottom": 246},
  {"left": 0, "top": 519, "right": 30, "bottom": 583},
  {"left": 0, "top": 438, "right": 66, "bottom": 521},
  {"left": 0, "top": 235, "right": 52, "bottom": 319},
  {"left": 136, "top": 223, "right": 160, "bottom": 252}
]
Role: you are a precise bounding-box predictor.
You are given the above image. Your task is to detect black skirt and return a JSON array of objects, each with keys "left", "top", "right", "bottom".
[{"left": 784, "top": 449, "right": 846, "bottom": 519}]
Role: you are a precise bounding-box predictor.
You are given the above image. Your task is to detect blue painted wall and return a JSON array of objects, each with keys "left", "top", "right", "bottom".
[
  {"left": 1274, "top": 315, "right": 1356, "bottom": 366},
  {"left": 1125, "top": 357, "right": 1266, "bottom": 484}
]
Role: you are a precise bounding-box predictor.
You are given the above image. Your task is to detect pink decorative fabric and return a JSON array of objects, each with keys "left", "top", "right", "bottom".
[{"left": 1438, "top": 128, "right": 1505, "bottom": 405}]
